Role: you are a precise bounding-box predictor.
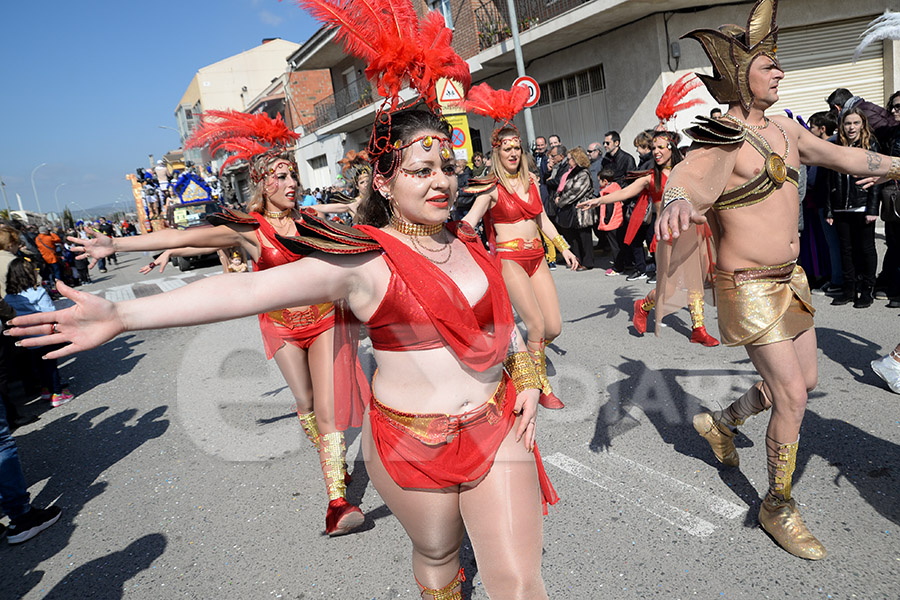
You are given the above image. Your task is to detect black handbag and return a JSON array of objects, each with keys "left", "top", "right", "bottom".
[{"left": 882, "top": 183, "right": 900, "bottom": 223}]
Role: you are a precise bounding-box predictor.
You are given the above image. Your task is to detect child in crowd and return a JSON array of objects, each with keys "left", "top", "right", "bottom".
[{"left": 4, "top": 257, "right": 74, "bottom": 407}]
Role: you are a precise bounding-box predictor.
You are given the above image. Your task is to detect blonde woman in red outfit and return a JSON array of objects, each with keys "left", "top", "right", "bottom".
[
  {"left": 70, "top": 112, "right": 365, "bottom": 537},
  {"left": 463, "top": 125, "right": 579, "bottom": 410}
]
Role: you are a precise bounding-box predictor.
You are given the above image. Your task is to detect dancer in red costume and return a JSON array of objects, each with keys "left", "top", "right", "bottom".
[
  {"left": 19, "top": 3, "right": 559, "bottom": 598},
  {"left": 580, "top": 128, "right": 720, "bottom": 346},
  {"left": 69, "top": 111, "right": 366, "bottom": 536},
  {"left": 461, "top": 84, "right": 579, "bottom": 410}
]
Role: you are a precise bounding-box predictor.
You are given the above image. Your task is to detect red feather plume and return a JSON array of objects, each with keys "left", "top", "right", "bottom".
[
  {"left": 656, "top": 73, "right": 705, "bottom": 124},
  {"left": 463, "top": 83, "right": 529, "bottom": 124},
  {"left": 185, "top": 110, "right": 299, "bottom": 174},
  {"left": 297, "top": 0, "right": 470, "bottom": 110}
]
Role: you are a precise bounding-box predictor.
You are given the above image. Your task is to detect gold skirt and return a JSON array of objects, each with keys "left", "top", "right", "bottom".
[{"left": 715, "top": 262, "right": 814, "bottom": 347}]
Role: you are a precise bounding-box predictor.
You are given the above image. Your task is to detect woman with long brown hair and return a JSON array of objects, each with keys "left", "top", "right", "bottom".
[
  {"left": 462, "top": 106, "right": 579, "bottom": 409},
  {"left": 825, "top": 106, "right": 881, "bottom": 307},
  {"left": 69, "top": 111, "right": 366, "bottom": 536}
]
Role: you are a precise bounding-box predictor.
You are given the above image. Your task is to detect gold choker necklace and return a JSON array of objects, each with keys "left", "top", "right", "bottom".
[
  {"left": 390, "top": 215, "right": 443, "bottom": 237},
  {"left": 265, "top": 208, "right": 291, "bottom": 219},
  {"left": 724, "top": 114, "right": 769, "bottom": 131}
]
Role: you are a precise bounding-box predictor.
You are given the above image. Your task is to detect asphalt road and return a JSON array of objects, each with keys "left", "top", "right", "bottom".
[{"left": 2, "top": 246, "right": 898, "bottom": 600}]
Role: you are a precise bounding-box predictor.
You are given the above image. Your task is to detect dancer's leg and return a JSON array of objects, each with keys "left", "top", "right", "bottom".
[
  {"left": 272, "top": 342, "right": 313, "bottom": 414},
  {"left": 459, "top": 420, "right": 547, "bottom": 599},
  {"left": 361, "top": 418, "right": 466, "bottom": 596},
  {"left": 307, "top": 328, "right": 336, "bottom": 435},
  {"left": 745, "top": 330, "right": 825, "bottom": 559},
  {"left": 528, "top": 261, "right": 562, "bottom": 342},
  {"left": 501, "top": 258, "right": 545, "bottom": 346}
]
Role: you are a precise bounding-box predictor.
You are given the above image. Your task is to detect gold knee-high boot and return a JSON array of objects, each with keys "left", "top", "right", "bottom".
[
  {"left": 693, "top": 382, "right": 771, "bottom": 467},
  {"left": 296, "top": 410, "right": 320, "bottom": 448},
  {"left": 758, "top": 436, "right": 827, "bottom": 560},
  {"left": 688, "top": 292, "right": 720, "bottom": 346},
  {"left": 319, "top": 431, "right": 364, "bottom": 536},
  {"left": 417, "top": 568, "right": 465, "bottom": 600},
  {"left": 530, "top": 339, "right": 564, "bottom": 409}
]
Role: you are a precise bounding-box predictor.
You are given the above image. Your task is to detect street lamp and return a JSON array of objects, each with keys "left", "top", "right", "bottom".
[
  {"left": 31, "top": 162, "right": 47, "bottom": 215},
  {"left": 0, "top": 175, "right": 11, "bottom": 215},
  {"left": 54, "top": 182, "right": 67, "bottom": 223}
]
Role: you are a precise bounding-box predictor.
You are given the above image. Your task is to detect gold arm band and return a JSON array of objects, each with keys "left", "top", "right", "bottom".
[
  {"left": 887, "top": 156, "right": 900, "bottom": 181},
  {"left": 551, "top": 234, "right": 569, "bottom": 252},
  {"left": 504, "top": 351, "right": 541, "bottom": 394},
  {"left": 662, "top": 186, "right": 690, "bottom": 211}
]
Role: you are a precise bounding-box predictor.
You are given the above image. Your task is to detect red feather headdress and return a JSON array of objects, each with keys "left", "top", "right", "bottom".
[
  {"left": 297, "top": 0, "right": 471, "bottom": 112},
  {"left": 185, "top": 110, "right": 300, "bottom": 181},
  {"left": 656, "top": 73, "right": 705, "bottom": 125},
  {"left": 463, "top": 83, "right": 529, "bottom": 147}
]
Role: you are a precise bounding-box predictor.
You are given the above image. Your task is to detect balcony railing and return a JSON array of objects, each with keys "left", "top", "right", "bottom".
[
  {"left": 311, "top": 79, "right": 377, "bottom": 130},
  {"left": 474, "top": 0, "right": 590, "bottom": 52}
]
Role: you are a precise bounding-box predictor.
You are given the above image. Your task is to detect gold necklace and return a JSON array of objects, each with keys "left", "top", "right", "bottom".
[
  {"left": 390, "top": 215, "right": 451, "bottom": 264},
  {"left": 724, "top": 114, "right": 769, "bottom": 131},
  {"left": 265, "top": 208, "right": 291, "bottom": 218},
  {"left": 390, "top": 214, "right": 443, "bottom": 236}
]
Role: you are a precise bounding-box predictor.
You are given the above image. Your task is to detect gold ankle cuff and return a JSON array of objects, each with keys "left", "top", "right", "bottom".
[
  {"left": 417, "top": 568, "right": 465, "bottom": 600},
  {"left": 297, "top": 411, "right": 320, "bottom": 448},
  {"left": 319, "top": 431, "right": 348, "bottom": 501}
]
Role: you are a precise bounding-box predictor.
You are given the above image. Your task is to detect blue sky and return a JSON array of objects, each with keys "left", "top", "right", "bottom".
[{"left": 0, "top": 0, "right": 321, "bottom": 215}]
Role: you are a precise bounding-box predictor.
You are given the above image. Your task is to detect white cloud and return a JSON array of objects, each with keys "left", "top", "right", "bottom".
[{"left": 259, "top": 10, "right": 283, "bottom": 26}]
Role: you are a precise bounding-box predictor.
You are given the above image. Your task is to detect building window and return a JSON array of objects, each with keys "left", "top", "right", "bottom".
[
  {"left": 428, "top": 0, "right": 453, "bottom": 29},
  {"left": 535, "top": 65, "right": 605, "bottom": 107},
  {"left": 309, "top": 155, "right": 328, "bottom": 170},
  {"left": 185, "top": 109, "right": 193, "bottom": 120}
]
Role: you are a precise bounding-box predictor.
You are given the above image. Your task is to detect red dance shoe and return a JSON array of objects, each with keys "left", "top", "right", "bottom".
[
  {"left": 325, "top": 498, "right": 364, "bottom": 536},
  {"left": 690, "top": 326, "right": 720, "bottom": 347},
  {"left": 538, "top": 392, "right": 565, "bottom": 410},
  {"left": 633, "top": 299, "right": 648, "bottom": 335}
]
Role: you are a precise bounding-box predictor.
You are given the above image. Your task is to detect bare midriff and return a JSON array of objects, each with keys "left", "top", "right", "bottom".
[{"left": 494, "top": 219, "right": 541, "bottom": 250}]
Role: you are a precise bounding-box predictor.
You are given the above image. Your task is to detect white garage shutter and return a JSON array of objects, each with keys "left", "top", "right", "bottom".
[{"left": 768, "top": 16, "right": 885, "bottom": 121}]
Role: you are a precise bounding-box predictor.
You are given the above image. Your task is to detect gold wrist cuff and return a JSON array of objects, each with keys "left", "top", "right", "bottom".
[
  {"left": 887, "top": 156, "right": 900, "bottom": 181},
  {"left": 551, "top": 234, "right": 569, "bottom": 252},
  {"left": 662, "top": 186, "right": 690, "bottom": 211},
  {"left": 504, "top": 351, "right": 541, "bottom": 394}
]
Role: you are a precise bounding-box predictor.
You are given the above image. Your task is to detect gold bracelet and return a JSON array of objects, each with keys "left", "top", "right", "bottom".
[
  {"left": 551, "top": 234, "right": 569, "bottom": 252},
  {"left": 662, "top": 186, "right": 690, "bottom": 211},
  {"left": 887, "top": 156, "right": 900, "bottom": 181},
  {"left": 504, "top": 351, "right": 541, "bottom": 394}
]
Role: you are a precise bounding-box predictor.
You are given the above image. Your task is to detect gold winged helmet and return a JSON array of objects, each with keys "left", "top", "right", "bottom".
[{"left": 682, "top": 0, "right": 780, "bottom": 110}]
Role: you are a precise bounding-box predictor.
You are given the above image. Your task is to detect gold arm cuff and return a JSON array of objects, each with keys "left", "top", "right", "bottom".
[
  {"left": 662, "top": 186, "right": 690, "bottom": 211},
  {"left": 504, "top": 351, "right": 541, "bottom": 394},
  {"left": 887, "top": 156, "right": 900, "bottom": 181},
  {"left": 551, "top": 234, "right": 569, "bottom": 252}
]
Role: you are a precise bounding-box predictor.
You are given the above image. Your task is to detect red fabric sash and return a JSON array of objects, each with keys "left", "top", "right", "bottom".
[{"left": 358, "top": 222, "right": 514, "bottom": 372}]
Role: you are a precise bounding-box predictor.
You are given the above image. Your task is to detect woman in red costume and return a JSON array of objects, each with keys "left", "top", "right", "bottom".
[
  {"left": 461, "top": 84, "right": 579, "bottom": 410},
  {"left": 579, "top": 130, "right": 720, "bottom": 346},
  {"left": 68, "top": 111, "right": 366, "bottom": 536},
  {"left": 9, "top": 107, "right": 560, "bottom": 600}
]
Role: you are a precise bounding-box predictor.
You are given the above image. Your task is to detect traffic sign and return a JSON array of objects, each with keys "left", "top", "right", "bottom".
[
  {"left": 439, "top": 79, "right": 464, "bottom": 104},
  {"left": 513, "top": 76, "right": 540, "bottom": 108},
  {"left": 451, "top": 127, "right": 466, "bottom": 148}
]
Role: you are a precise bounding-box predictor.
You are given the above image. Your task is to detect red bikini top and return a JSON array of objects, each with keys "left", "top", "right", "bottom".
[
  {"left": 252, "top": 213, "right": 300, "bottom": 270},
  {"left": 489, "top": 182, "right": 543, "bottom": 224},
  {"left": 367, "top": 256, "right": 493, "bottom": 351}
]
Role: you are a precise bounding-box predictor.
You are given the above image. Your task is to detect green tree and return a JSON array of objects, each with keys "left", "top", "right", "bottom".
[{"left": 63, "top": 207, "right": 75, "bottom": 229}]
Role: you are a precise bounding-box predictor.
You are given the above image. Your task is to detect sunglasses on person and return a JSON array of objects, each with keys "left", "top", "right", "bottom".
[{"left": 891, "top": 103, "right": 900, "bottom": 112}]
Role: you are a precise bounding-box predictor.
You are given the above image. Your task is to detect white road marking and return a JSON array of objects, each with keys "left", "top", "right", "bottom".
[
  {"left": 158, "top": 279, "right": 187, "bottom": 292},
  {"left": 545, "top": 452, "right": 746, "bottom": 537},
  {"left": 105, "top": 287, "right": 136, "bottom": 302}
]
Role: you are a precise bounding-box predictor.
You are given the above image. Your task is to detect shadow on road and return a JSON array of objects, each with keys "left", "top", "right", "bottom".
[{"left": 0, "top": 405, "right": 169, "bottom": 599}]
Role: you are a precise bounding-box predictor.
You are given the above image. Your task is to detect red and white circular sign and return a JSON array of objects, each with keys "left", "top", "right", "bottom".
[{"left": 513, "top": 76, "right": 540, "bottom": 108}]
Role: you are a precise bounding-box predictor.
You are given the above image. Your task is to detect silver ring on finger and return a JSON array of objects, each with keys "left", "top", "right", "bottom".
[{"left": 51, "top": 323, "right": 59, "bottom": 334}]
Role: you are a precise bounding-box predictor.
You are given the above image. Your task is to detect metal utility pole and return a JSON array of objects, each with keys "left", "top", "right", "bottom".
[
  {"left": 0, "top": 175, "right": 11, "bottom": 215},
  {"left": 505, "top": 0, "right": 535, "bottom": 146},
  {"left": 54, "top": 183, "right": 67, "bottom": 222},
  {"left": 31, "top": 162, "right": 47, "bottom": 214}
]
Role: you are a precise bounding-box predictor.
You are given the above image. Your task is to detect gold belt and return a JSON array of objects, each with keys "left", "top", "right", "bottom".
[
  {"left": 372, "top": 379, "right": 506, "bottom": 446},
  {"left": 731, "top": 261, "right": 796, "bottom": 286},
  {"left": 496, "top": 238, "right": 541, "bottom": 251},
  {"left": 267, "top": 302, "right": 334, "bottom": 328}
]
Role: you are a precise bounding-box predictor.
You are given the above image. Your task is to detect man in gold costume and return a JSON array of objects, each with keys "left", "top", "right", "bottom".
[{"left": 655, "top": 0, "right": 900, "bottom": 560}]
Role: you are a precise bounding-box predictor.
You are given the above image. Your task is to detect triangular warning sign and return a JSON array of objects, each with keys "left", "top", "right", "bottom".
[{"left": 439, "top": 79, "right": 464, "bottom": 104}]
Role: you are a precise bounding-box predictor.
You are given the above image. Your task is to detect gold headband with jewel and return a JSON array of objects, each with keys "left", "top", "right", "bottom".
[{"left": 682, "top": 0, "right": 780, "bottom": 111}]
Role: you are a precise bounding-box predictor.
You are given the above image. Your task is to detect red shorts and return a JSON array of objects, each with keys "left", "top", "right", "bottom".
[
  {"left": 257, "top": 306, "right": 336, "bottom": 359},
  {"left": 369, "top": 374, "right": 559, "bottom": 513},
  {"left": 497, "top": 245, "right": 546, "bottom": 277}
]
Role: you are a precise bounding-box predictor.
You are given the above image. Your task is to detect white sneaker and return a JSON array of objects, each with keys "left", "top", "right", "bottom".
[{"left": 871, "top": 354, "right": 900, "bottom": 394}]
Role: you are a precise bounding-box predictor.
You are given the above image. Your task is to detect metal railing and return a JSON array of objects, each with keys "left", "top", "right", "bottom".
[
  {"left": 474, "top": 0, "right": 590, "bottom": 52},
  {"left": 311, "top": 79, "right": 378, "bottom": 129}
]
